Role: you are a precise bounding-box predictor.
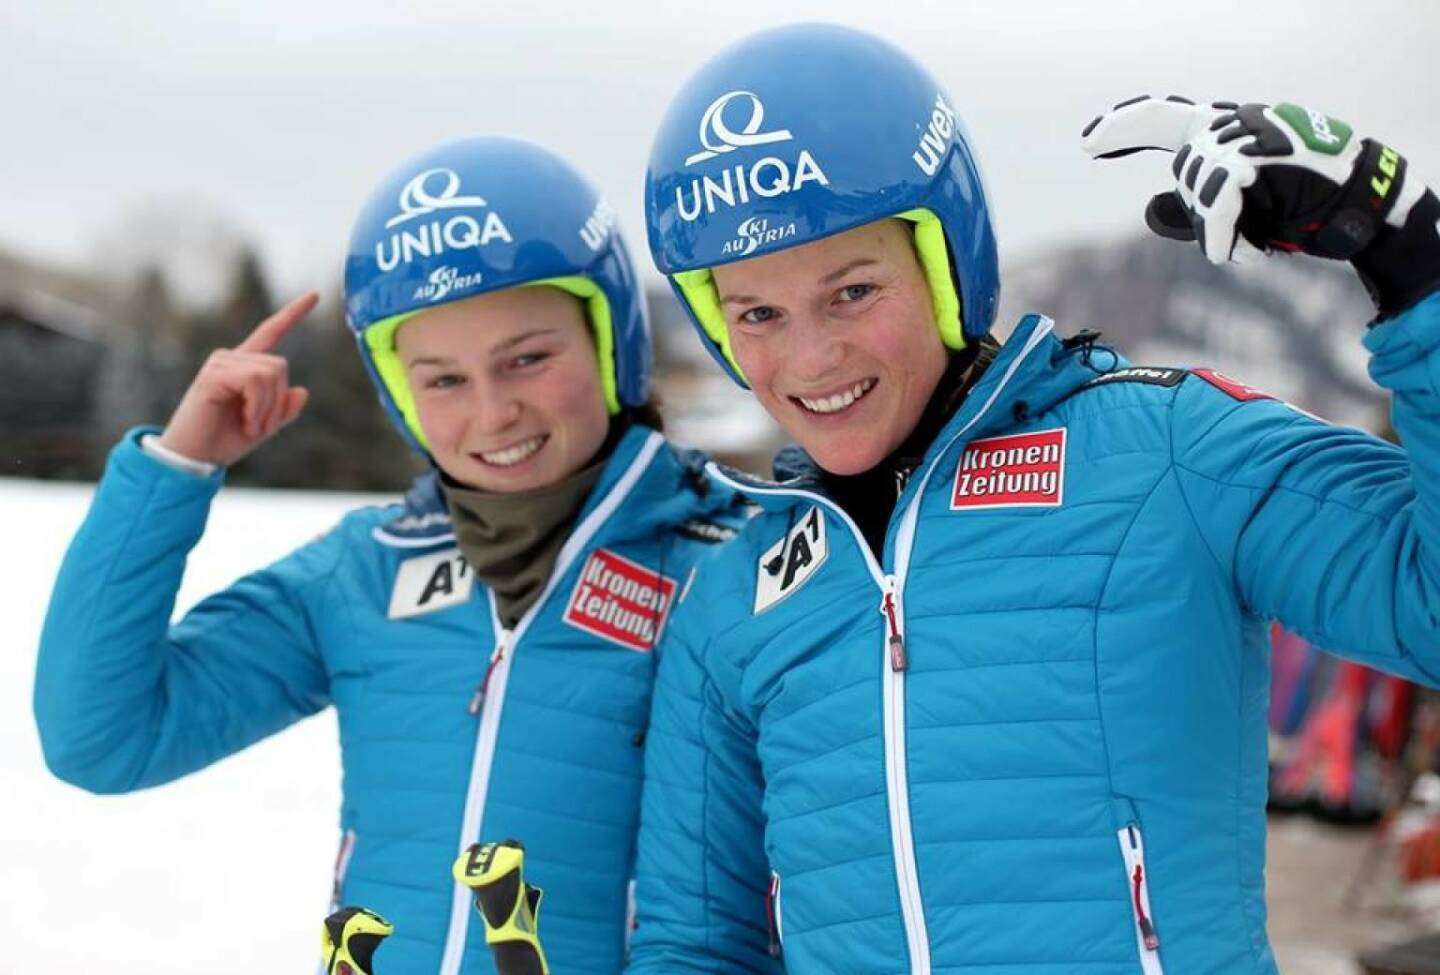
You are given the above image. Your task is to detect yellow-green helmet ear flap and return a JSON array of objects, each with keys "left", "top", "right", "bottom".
[
  {"left": 673, "top": 268, "right": 748, "bottom": 385},
  {"left": 364, "top": 309, "right": 429, "bottom": 449},
  {"left": 896, "top": 208, "right": 966, "bottom": 352}
]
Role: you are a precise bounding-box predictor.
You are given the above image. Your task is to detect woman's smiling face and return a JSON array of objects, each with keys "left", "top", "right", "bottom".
[
  {"left": 712, "top": 218, "right": 948, "bottom": 475},
  {"left": 397, "top": 285, "right": 610, "bottom": 492}
]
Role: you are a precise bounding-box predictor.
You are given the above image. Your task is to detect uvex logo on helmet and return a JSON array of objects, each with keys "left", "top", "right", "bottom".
[
  {"left": 676, "top": 90, "right": 829, "bottom": 223},
  {"left": 579, "top": 199, "right": 619, "bottom": 252},
  {"left": 375, "top": 168, "right": 514, "bottom": 273},
  {"left": 911, "top": 93, "right": 959, "bottom": 177}
]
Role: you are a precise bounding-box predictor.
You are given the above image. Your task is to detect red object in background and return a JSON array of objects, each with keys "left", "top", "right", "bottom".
[
  {"left": 1374, "top": 676, "right": 1416, "bottom": 759},
  {"left": 1269, "top": 623, "right": 1418, "bottom": 822},
  {"left": 1399, "top": 823, "right": 1440, "bottom": 882},
  {"left": 1278, "top": 662, "right": 1372, "bottom": 807}
]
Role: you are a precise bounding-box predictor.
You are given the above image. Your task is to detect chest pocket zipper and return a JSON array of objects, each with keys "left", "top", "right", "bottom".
[{"left": 1117, "top": 821, "right": 1165, "bottom": 974}]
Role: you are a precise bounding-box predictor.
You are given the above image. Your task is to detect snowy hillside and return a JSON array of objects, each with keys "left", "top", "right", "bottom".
[
  {"left": 1, "top": 478, "right": 385, "bottom": 975},
  {"left": 999, "top": 233, "right": 1386, "bottom": 431}
]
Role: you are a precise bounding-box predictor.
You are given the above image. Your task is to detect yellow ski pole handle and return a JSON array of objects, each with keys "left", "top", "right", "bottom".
[
  {"left": 453, "top": 840, "right": 550, "bottom": 975},
  {"left": 321, "top": 906, "right": 393, "bottom": 975}
]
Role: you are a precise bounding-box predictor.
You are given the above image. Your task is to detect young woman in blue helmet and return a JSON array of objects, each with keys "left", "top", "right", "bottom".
[
  {"left": 34, "top": 135, "right": 743, "bottom": 974},
  {"left": 626, "top": 23, "right": 1440, "bottom": 975}
]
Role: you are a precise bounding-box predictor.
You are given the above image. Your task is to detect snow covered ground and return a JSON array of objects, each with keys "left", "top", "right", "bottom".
[{"left": 0, "top": 477, "right": 382, "bottom": 975}]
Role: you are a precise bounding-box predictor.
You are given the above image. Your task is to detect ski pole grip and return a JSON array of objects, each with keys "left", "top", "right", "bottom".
[
  {"left": 453, "top": 839, "right": 550, "bottom": 975},
  {"left": 321, "top": 905, "right": 393, "bottom": 975}
]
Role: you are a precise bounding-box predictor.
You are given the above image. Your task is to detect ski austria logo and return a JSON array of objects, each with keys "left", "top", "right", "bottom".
[
  {"left": 951, "top": 428, "right": 1067, "bottom": 510},
  {"left": 375, "top": 168, "right": 514, "bottom": 273},
  {"left": 912, "top": 93, "right": 960, "bottom": 177},
  {"left": 564, "top": 549, "right": 678, "bottom": 651},
  {"left": 722, "top": 216, "right": 798, "bottom": 257},
  {"left": 754, "top": 506, "right": 828, "bottom": 614},
  {"left": 413, "top": 265, "right": 484, "bottom": 303},
  {"left": 676, "top": 90, "right": 830, "bottom": 223}
]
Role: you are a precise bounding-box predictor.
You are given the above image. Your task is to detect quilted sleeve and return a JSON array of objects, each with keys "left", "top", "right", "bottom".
[
  {"left": 34, "top": 430, "right": 340, "bottom": 793},
  {"left": 1172, "top": 290, "right": 1440, "bottom": 682}
]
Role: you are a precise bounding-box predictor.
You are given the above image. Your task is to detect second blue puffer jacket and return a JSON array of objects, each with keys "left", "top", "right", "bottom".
[{"left": 629, "top": 296, "right": 1440, "bottom": 975}]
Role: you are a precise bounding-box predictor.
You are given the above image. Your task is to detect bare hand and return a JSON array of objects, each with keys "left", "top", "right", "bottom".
[{"left": 156, "top": 292, "right": 317, "bottom": 466}]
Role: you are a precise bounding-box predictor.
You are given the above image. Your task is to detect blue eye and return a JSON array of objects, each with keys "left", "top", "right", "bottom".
[
  {"left": 511, "top": 352, "right": 549, "bottom": 369},
  {"left": 839, "top": 284, "right": 873, "bottom": 302},
  {"left": 740, "top": 306, "right": 778, "bottom": 324},
  {"left": 427, "top": 374, "right": 464, "bottom": 389}
]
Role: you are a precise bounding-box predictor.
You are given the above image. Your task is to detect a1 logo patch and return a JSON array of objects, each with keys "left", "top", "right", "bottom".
[
  {"left": 388, "top": 548, "right": 474, "bottom": 619},
  {"left": 951, "top": 428, "right": 1067, "bottom": 510},
  {"left": 564, "top": 549, "right": 677, "bottom": 652},
  {"left": 755, "top": 506, "right": 828, "bottom": 614}
]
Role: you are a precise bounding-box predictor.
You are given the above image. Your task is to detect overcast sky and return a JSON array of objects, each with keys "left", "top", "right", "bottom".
[{"left": 3, "top": 0, "right": 1437, "bottom": 304}]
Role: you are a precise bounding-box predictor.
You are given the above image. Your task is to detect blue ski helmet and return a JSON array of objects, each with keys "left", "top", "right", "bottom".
[
  {"left": 344, "top": 135, "right": 650, "bottom": 451},
  {"left": 645, "top": 23, "right": 999, "bottom": 387}
]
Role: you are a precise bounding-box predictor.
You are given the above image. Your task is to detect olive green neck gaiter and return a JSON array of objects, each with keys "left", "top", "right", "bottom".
[{"left": 440, "top": 458, "right": 606, "bottom": 628}]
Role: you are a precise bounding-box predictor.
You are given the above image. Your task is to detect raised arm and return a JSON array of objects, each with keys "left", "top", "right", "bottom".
[
  {"left": 1086, "top": 95, "right": 1440, "bottom": 677},
  {"left": 35, "top": 293, "right": 335, "bottom": 793}
]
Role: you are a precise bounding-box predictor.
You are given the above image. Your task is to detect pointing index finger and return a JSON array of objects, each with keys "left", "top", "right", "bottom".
[{"left": 236, "top": 291, "right": 320, "bottom": 353}]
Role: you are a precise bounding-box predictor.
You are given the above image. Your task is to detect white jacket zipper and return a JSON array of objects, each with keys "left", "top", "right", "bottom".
[
  {"left": 878, "top": 572, "right": 928, "bottom": 970},
  {"left": 707, "top": 316, "right": 1055, "bottom": 975},
  {"left": 436, "top": 431, "right": 665, "bottom": 975},
  {"left": 1117, "top": 823, "right": 1164, "bottom": 975}
]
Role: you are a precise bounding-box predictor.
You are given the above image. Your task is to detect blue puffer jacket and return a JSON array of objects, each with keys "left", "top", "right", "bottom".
[
  {"left": 35, "top": 424, "right": 743, "bottom": 975},
  {"left": 629, "top": 294, "right": 1440, "bottom": 975}
]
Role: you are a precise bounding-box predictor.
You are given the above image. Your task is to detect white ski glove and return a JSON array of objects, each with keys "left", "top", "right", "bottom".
[{"left": 1082, "top": 95, "right": 1440, "bottom": 316}]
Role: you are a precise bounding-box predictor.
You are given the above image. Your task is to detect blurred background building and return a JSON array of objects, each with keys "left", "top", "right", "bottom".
[{"left": 0, "top": 227, "right": 1391, "bottom": 489}]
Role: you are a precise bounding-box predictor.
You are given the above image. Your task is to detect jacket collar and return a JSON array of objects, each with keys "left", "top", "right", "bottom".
[
  {"left": 715, "top": 315, "right": 1107, "bottom": 509},
  {"left": 372, "top": 426, "right": 716, "bottom": 549}
]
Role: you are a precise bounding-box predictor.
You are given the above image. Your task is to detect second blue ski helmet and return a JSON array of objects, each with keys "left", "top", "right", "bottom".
[
  {"left": 344, "top": 135, "right": 651, "bottom": 452},
  {"left": 645, "top": 23, "right": 999, "bottom": 387}
]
